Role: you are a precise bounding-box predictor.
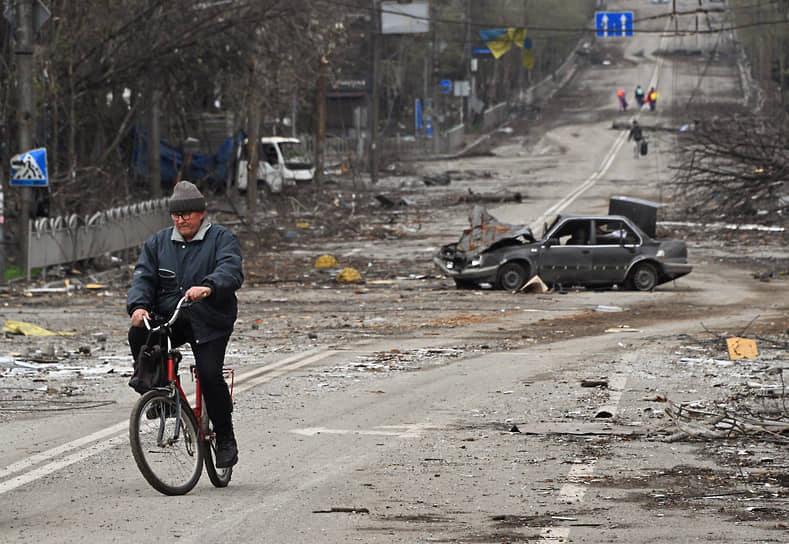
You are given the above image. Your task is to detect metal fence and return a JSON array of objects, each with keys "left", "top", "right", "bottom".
[{"left": 27, "top": 198, "right": 170, "bottom": 279}]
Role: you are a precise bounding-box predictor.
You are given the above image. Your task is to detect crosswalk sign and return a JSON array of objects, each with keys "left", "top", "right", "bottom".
[{"left": 10, "top": 147, "right": 48, "bottom": 186}]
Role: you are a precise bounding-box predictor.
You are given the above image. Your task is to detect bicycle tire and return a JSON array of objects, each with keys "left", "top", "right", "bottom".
[
  {"left": 201, "top": 398, "right": 232, "bottom": 487},
  {"left": 129, "top": 390, "right": 203, "bottom": 495}
]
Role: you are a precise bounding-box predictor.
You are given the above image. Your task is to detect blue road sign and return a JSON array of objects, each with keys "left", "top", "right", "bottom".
[
  {"left": 439, "top": 79, "right": 452, "bottom": 94},
  {"left": 10, "top": 147, "right": 48, "bottom": 187},
  {"left": 595, "top": 11, "right": 633, "bottom": 37}
]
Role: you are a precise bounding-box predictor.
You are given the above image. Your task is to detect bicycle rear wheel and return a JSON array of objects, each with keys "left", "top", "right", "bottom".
[
  {"left": 129, "top": 390, "right": 203, "bottom": 495},
  {"left": 201, "top": 398, "right": 232, "bottom": 487}
]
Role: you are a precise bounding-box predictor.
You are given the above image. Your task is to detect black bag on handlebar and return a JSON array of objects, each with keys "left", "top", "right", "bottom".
[{"left": 128, "top": 332, "right": 167, "bottom": 394}]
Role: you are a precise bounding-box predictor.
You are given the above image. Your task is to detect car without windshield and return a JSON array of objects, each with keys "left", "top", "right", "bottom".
[{"left": 433, "top": 200, "right": 692, "bottom": 292}]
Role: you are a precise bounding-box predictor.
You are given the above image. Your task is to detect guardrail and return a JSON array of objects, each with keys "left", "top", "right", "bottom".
[{"left": 27, "top": 198, "right": 171, "bottom": 280}]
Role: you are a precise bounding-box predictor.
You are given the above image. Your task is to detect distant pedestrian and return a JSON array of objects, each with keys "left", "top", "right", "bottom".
[
  {"left": 617, "top": 88, "right": 628, "bottom": 111},
  {"left": 627, "top": 119, "right": 644, "bottom": 158},
  {"left": 634, "top": 85, "right": 645, "bottom": 107},
  {"left": 646, "top": 87, "right": 658, "bottom": 111}
]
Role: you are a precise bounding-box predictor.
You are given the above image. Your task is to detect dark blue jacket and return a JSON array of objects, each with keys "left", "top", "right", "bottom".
[{"left": 126, "top": 221, "right": 243, "bottom": 344}]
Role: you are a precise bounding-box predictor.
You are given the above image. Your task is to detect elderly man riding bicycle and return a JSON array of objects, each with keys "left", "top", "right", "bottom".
[{"left": 127, "top": 180, "right": 244, "bottom": 469}]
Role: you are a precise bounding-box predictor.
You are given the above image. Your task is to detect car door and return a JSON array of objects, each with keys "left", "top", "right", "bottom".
[
  {"left": 588, "top": 219, "right": 641, "bottom": 286},
  {"left": 536, "top": 219, "right": 594, "bottom": 287}
]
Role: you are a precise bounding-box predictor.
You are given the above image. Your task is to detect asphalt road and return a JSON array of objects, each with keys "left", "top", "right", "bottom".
[{"left": 2, "top": 1, "right": 787, "bottom": 543}]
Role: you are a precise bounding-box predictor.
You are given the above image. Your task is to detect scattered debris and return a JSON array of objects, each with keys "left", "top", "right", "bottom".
[
  {"left": 336, "top": 267, "right": 363, "bottom": 283},
  {"left": 520, "top": 275, "right": 549, "bottom": 293},
  {"left": 581, "top": 378, "right": 609, "bottom": 388},
  {"left": 3, "top": 321, "right": 68, "bottom": 336},
  {"left": 315, "top": 254, "right": 339, "bottom": 268},
  {"left": 726, "top": 337, "right": 758, "bottom": 360},
  {"left": 312, "top": 507, "right": 370, "bottom": 514},
  {"left": 605, "top": 325, "right": 641, "bottom": 333},
  {"left": 423, "top": 173, "right": 451, "bottom": 186}
]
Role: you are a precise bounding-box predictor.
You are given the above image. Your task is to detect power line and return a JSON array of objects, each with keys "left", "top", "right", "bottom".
[{"left": 322, "top": 0, "right": 788, "bottom": 37}]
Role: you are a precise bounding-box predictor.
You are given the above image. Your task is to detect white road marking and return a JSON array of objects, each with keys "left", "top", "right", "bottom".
[
  {"left": 292, "top": 424, "right": 429, "bottom": 439},
  {"left": 0, "top": 349, "right": 335, "bottom": 495},
  {"left": 558, "top": 462, "right": 597, "bottom": 503}
]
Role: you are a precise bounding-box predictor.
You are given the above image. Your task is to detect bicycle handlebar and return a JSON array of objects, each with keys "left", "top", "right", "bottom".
[{"left": 143, "top": 296, "right": 191, "bottom": 332}]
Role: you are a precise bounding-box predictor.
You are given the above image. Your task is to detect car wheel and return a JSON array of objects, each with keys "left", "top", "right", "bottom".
[
  {"left": 454, "top": 278, "right": 478, "bottom": 290},
  {"left": 497, "top": 262, "right": 528, "bottom": 291},
  {"left": 628, "top": 262, "right": 657, "bottom": 291}
]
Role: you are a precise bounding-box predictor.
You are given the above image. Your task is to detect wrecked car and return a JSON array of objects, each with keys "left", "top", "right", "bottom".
[
  {"left": 433, "top": 199, "right": 692, "bottom": 291},
  {"left": 236, "top": 136, "right": 315, "bottom": 194}
]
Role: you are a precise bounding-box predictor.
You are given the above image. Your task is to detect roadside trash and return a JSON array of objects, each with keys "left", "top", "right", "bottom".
[
  {"left": 726, "top": 337, "right": 758, "bottom": 360},
  {"left": 423, "top": 173, "right": 451, "bottom": 186},
  {"left": 312, "top": 507, "right": 370, "bottom": 514},
  {"left": 520, "top": 275, "right": 548, "bottom": 293},
  {"left": 336, "top": 267, "right": 363, "bottom": 283},
  {"left": 375, "top": 194, "right": 395, "bottom": 208},
  {"left": 315, "top": 254, "right": 339, "bottom": 268},
  {"left": 595, "top": 305, "right": 623, "bottom": 312},
  {"left": 605, "top": 325, "right": 640, "bottom": 333},
  {"left": 581, "top": 378, "right": 609, "bottom": 388},
  {"left": 3, "top": 321, "right": 62, "bottom": 336}
]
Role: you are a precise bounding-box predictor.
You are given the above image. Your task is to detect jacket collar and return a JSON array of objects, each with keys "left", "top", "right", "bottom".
[{"left": 171, "top": 220, "right": 212, "bottom": 242}]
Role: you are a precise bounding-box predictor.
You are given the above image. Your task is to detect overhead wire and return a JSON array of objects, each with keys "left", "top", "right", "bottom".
[{"left": 324, "top": 0, "right": 789, "bottom": 36}]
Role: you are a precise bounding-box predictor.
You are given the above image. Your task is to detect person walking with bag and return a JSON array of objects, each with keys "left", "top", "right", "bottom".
[
  {"left": 627, "top": 119, "right": 644, "bottom": 158},
  {"left": 127, "top": 180, "right": 244, "bottom": 468}
]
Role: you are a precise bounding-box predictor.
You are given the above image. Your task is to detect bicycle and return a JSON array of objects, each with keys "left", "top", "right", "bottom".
[{"left": 128, "top": 296, "right": 235, "bottom": 495}]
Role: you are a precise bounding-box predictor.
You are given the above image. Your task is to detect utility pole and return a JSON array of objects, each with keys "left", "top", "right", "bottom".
[
  {"left": 430, "top": 0, "right": 439, "bottom": 153},
  {"left": 370, "top": 0, "right": 381, "bottom": 183},
  {"left": 15, "top": 0, "right": 34, "bottom": 277},
  {"left": 314, "top": 54, "right": 328, "bottom": 193},
  {"left": 464, "top": 0, "right": 471, "bottom": 129}
]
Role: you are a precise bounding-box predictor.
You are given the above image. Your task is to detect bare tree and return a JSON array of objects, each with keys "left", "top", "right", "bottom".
[{"left": 670, "top": 114, "right": 789, "bottom": 224}]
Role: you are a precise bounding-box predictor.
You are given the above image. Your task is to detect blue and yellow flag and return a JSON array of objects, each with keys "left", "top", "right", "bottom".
[{"left": 479, "top": 28, "right": 534, "bottom": 68}]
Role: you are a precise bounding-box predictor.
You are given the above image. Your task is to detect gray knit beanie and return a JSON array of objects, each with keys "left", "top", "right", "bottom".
[{"left": 168, "top": 181, "right": 206, "bottom": 213}]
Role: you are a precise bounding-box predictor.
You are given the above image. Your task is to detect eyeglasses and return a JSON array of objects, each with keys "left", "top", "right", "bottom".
[{"left": 171, "top": 212, "right": 196, "bottom": 221}]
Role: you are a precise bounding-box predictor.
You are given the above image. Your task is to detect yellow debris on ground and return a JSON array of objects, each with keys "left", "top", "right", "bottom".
[
  {"left": 315, "top": 254, "right": 339, "bottom": 268},
  {"left": 3, "top": 321, "right": 72, "bottom": 336},
  {"left": 726, "top": 337, "right": 758, "bottom": 360},
  {"left": 336, "top": 267, "right": 363, "bottom": 283}
]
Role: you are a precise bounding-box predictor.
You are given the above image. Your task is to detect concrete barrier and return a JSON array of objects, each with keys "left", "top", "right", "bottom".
[{"left": 27, "top": 198, "right": 170, "bottom": 278}]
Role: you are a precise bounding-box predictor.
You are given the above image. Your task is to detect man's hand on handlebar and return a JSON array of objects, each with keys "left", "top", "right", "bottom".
[
  {"left": 185, "top": 285, "right": 212, "bottom": 302},
  {"left": 131, "top": 308, "right": 150, "bottom": 328}
]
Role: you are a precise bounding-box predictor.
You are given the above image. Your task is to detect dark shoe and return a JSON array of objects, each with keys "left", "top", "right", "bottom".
[{"left": 215, "top": 436, "right": 238, "bottom": 468}]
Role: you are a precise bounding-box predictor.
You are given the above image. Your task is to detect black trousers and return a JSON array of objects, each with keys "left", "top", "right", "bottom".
[{"left": 128, "top": 320, "right": 234, "bottom": 436}]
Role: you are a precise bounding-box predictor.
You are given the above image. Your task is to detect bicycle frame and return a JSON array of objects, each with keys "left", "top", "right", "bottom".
[{"left": 146, "top": 297, "right": 234, "bottom": 442}]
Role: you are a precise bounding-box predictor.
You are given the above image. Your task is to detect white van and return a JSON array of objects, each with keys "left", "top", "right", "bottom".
[{"left": 236, "top": 136, "right": 315, "bottom": 194}]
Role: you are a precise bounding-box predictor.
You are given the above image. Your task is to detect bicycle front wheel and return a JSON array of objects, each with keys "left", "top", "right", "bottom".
[{"left": 129, "top": 390, "right": 203, "bottom": 495}]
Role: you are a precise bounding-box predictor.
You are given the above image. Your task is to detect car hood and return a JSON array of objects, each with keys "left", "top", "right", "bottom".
[{"left": 444, "top": 205, "right": 534, "bottom": 258}]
